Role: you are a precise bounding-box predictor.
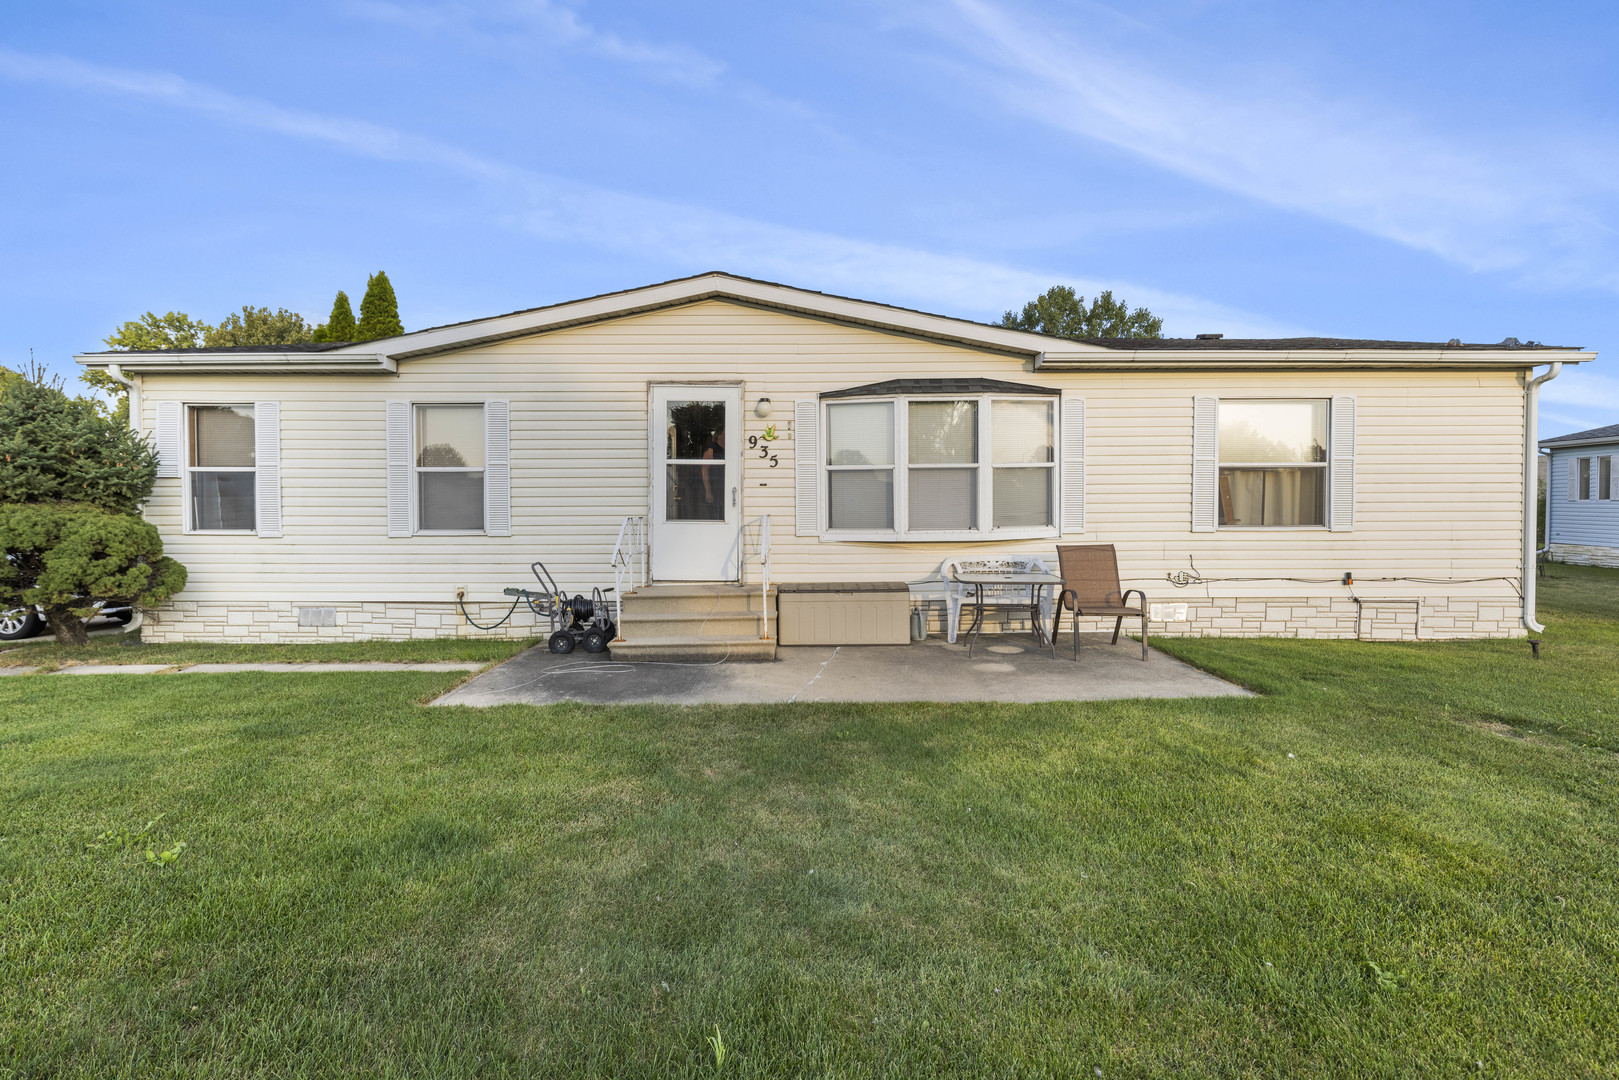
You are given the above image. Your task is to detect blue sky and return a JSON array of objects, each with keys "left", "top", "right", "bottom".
[{"left": 2, "top": 0, "right": 1614, "bottom": 435}]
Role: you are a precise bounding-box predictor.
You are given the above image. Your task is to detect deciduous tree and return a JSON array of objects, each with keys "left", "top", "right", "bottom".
[
  {"left": 205, "top": 306, "right": 313, "bottom": 347},
  {"left": 1000, "top": 286, "right": 1163, "bottom": 340}
]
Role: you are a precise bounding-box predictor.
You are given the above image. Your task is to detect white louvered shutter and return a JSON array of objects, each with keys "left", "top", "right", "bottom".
[
  {"left": 253, "top": 401, "right": 282, "bottom": 537},
  {"left": 154, "top": 401, "right": 182, "bottom": 479},
  {"left": 1329, "top": 395, "right": 1356, "bottom": 532},
  {"left": 1568, "top": 457, "right": 1579, "bottom": 501},
  {"left": 1191, "top": 396, "right": 1217, "bottom": 532},
  {"left": 1061, "top": 393, "right": 1085, "bottom": 532},
  {"left": 484, "top": 400, "right": 511, "bottom": 536},
  {"left": 795, "top": 399, "right": 820, "bottom": 536},
  {"left": 387, "top": 401, "right": 412, "bottom": 537}
]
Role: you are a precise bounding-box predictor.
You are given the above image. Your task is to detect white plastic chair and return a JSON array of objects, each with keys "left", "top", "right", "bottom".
[{"left": 941, "top": 554, "right": 1056, "bottom": 644}]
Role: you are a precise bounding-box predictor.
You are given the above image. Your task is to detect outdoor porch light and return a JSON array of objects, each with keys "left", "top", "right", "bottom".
[{"left": 754, "top": 397, "right": 774, "bottom": 418}]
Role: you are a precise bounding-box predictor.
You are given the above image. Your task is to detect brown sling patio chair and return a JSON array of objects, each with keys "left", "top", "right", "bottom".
[{"left": 1054, "top": 544, "right": 1149, "bottom": 661}]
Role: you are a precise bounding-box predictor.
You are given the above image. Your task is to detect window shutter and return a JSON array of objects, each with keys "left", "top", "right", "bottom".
[
  {"left": 1569, "top": 457, "right": 1580, "bottom": 501},
  {"left": 1061, "top": 393, "right": 1085, "bottom": 532},
  {"left": 253, "top": 401, "right": 282, "bottom": 538},
  {"left": 1329, "top": 395, "right": 1356, "bottom": 532},
  {"left": 387, "top": 401, "right": 412, "bottom": 537},
  {"left": 795, "top": 399, "right": 819, "bottom": 536},
  {"left": 484, "top": 400, "right": 511, "bottom": 536},
  {"left": 1191, "top": 396, "right": 1217, "bottom": 532},
  {"left": 154, "top": 401, "right": 182, "bottom": 478}
]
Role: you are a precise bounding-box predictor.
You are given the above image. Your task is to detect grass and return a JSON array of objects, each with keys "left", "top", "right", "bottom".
[
  {"left": 0, "top": 632, "right": 535, "bottom": 668},
  {"left": 2, "top": 570, "right": 1616, "bottom": 1077}
]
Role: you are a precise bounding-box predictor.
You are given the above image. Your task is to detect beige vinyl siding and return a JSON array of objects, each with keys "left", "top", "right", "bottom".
[{"left": 134, "top": 299, "right": 1526, "bottom": 607}]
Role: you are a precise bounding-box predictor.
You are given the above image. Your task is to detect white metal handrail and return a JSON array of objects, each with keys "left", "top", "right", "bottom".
[
  {"left": 743, "top": 514, "right": 773, "bottom": 641},
  {"left": 610, "top": 515, "right": 648, "bottom": 640}
]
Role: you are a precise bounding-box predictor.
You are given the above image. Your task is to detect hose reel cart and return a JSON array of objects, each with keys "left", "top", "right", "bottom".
[{"left": 457, "top": 561, "right": 618, "bottom": 653}]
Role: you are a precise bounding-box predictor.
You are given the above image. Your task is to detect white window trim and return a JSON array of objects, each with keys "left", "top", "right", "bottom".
[
  {"left": 1215, "top": 398, "right": 1334, "bottom": 531},
  {"left": 819, "top": 393, "right": 1061, "bottom": 542},
  {"left": 412, "top": 402, "right": 489, "bottom": 536},
  {"left": 182, "top": 403, "right": 257, "bottom": 535}
]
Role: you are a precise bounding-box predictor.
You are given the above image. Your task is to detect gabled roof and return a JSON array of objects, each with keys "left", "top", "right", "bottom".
[
  {"left": 1540, "top": 422, "right": 1619, "bottom": 450},
  {"left": 76, "top": 271, "right": 1595, "bottom": 375}
]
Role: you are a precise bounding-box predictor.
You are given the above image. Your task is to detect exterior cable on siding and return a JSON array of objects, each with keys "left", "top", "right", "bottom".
[
  {"left": 154, "top": 401, "right": 181, "bottom": 479},
  {"left": 1191, "top": 396, "right": 1217, "bottom": 532},
  {"left": 1329, "top": 395, "right": 1356, "bottom": 532},
  {"left": 386, "top": 401, "right": 412, "bottom": 537},
  {"left": 253, "top": 401, "right": 282, "bottom": 538},
  {"left": 1061, "top": 394, "right": 1085, "bottom": 532},
  {"left": 795, "top": 399, "right": 819, "bottom": 536},
  {"left": 485, "top": 400, "right": 511, "bottom": 536}
]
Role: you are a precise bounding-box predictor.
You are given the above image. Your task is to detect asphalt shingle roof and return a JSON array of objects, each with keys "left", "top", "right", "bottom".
[{"left": 1542, "top": 423, "right": 1619, "bottom": 446}]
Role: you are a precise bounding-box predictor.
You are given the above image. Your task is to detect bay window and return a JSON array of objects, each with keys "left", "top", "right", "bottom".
[
  {"left": 823, "top": 391, "right": 1058, "bottom": 539},
  {"left": 1217, "top": 399, "right": 1328, "bottom": 527}
]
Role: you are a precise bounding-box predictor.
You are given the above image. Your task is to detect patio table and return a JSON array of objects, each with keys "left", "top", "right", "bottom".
[{"left": 950, "top": 570, "right": 1066, "bottom": 657}]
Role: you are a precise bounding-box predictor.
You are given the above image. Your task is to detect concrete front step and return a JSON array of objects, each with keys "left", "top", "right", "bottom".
[
  {"left": 622, "top": 584, "right": 773, "bottom": 615},
  {"left": 620, "top": 610, "right": 766, "bottom": 637},
  {"left": 609, "top": 636, "right": 777, "bottom": 662}
]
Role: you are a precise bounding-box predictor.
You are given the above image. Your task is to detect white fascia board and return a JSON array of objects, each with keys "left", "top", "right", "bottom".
[
  {"left": 75, "top": 352, "right": 396, "bottom": 374},
  {"left": 1034, "top": 349, "right": 1595, "bottom": 371},
  {"left": 1539, "top": 436, "right": 1619, "bottom": 450},
  {"left": 378, "top": 274, "right": 1096, "bottom": 361}
]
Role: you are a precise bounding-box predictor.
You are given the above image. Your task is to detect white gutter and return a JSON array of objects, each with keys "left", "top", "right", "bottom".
[
  {"left": 104, "top": 363, "right": 141, "bottom": 433},
  {"left": 1523, "top": 361, "right": 1562, "bottom": 633}
]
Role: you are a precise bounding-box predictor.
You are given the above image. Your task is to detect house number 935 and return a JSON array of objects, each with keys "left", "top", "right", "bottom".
[{"left": 747, "top": 435, "right": 779, "bottom": 467}]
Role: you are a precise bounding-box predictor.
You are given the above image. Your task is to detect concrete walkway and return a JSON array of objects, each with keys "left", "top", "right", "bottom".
[
  {"left": 431, "top": 636, "right": 1251, "bottom": 707},
  {"left": 0, "top": 661, "right": 486, "bottom": 677}
]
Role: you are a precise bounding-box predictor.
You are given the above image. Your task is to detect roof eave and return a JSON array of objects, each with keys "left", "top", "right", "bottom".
[
  {"left": 1539, "top": 436, "right": 1619, "bottom": 450},
  {"left": 75, "top": 352, "right": 396, "bottom": 375},
  {"left": 1034, "top": 349, "right": 1595, "bottom": 371}
]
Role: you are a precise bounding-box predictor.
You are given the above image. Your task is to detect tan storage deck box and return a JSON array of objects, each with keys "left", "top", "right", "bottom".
[{"left": 776, "top": 582, "right": 912, "bottom": 646}]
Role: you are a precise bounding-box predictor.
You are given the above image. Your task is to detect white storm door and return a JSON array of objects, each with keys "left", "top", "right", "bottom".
[{"left": 650, "top": 385, "right": 743, "bottom": 581}]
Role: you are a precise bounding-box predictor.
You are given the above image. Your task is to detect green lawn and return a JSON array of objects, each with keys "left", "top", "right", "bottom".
[
  {"left": 3, "top": 572, "right": 1616, "bottom": 1078},
  {"left": 0, "top": 633, "right": 535, "bottom": 668}
]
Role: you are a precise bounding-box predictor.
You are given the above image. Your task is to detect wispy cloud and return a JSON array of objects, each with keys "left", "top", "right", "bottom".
[
  {"left": 0, "top": 46, "right": 1296, "bottom": 335},
  {"left": 348, "top": 0, "right": 725, "bottom": 85},
  {"left": 908, "top": 0, "right": 1619, "bottom": 290}
]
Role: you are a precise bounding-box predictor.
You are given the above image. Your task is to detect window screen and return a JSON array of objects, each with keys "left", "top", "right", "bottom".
[
  {"left": 188, "top": 405, "right": 256, "bottom": 530},
  {"left": 1218, "top": 400, "right": 1329, "bottom": 527},
  {"left": 416, "top": 404, "right": 485, "bottom": 531}
]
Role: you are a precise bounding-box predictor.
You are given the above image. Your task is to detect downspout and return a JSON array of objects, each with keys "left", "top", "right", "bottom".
[
  {"left": 1523, "top": 361, "right": 1562, "bottom": 633},
  {"left": 104, "top": 363, "right": 141, "bottom": 434}
]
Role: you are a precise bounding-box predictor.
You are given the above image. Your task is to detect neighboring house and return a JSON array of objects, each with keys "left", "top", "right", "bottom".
[
  {"left": 1541, "top": 423, "right": 1619, "bottom": 567},
  {"left": 75, "top": 272, "right": 1590, "bottom": 646}
]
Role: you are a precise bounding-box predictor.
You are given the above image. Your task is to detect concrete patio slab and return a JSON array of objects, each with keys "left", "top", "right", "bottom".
[{"left": 431, "top": 635, "right": 1251, "bottom": 707}]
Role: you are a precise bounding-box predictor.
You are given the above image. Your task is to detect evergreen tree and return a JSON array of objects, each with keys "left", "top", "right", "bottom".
[
  {"left": 0, "top": 369, "right": 182, "bottom": 645},
  {"left": 0, "top": 372, "right": 159, "bottom": 514},
  {"left": 1000, "top": 286, "right": 1163, "bottom": 340},
  {"left": 355, "top": 272, "right": 404, "bottom": 341},
  {"left": 312, "top": 290, "right": 357, "bottom": 343}
]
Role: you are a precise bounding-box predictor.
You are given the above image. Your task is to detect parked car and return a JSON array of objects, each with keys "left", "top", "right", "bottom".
[{"left": 0, "top": 603, "right": 133, "bottom": 641}]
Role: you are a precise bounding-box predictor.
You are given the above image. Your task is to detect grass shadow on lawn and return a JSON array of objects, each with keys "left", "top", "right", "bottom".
[{"left": 1, "top": 573, "right": 1617, "bottom": 1077}]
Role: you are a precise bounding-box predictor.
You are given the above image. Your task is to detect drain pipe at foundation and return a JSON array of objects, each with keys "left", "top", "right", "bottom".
[{"left": 1523, "top": 361, "right": 1562, "bottom": 634}]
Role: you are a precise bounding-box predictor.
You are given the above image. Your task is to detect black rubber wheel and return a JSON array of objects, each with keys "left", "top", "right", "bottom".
[
  {"left": 0, "top": 607, "right": 43, "bottom": 641},
  {"left": 548, "top": 630, "right": 577, "bottom": 655},
  {"left": 582, "top": 629, "right": 608, "bottom": 654}
]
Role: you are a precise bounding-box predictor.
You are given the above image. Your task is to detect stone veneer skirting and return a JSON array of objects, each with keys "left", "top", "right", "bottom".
[
  {"left": 141, "top": 594, "right": 1526, "bottom": 643},
  {"left": 1548, "top": 543, "right": 1619, "bottom": 569}
]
